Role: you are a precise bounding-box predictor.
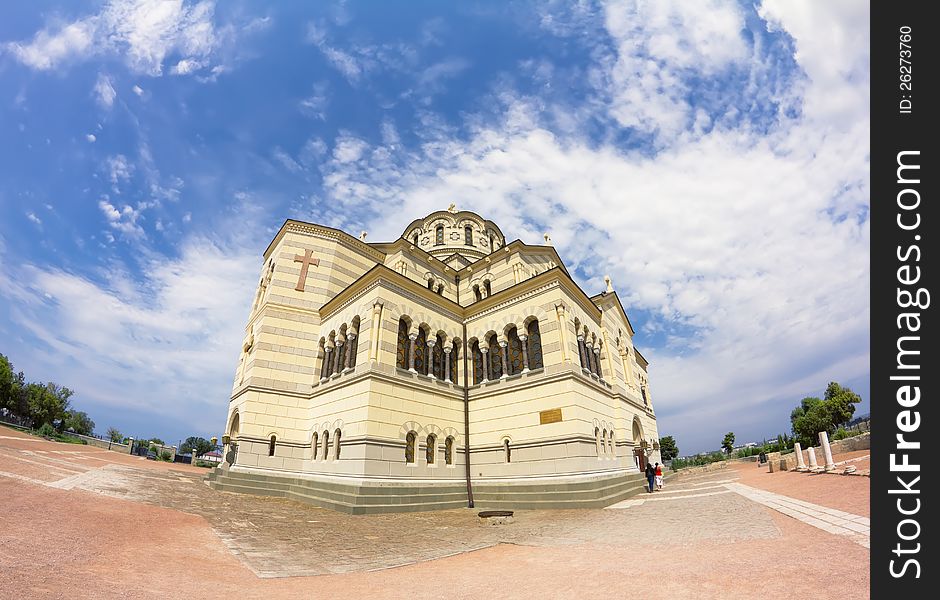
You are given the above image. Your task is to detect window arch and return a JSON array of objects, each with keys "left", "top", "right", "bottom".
[
  {"left": 526, "top": 320, "right": 543, "bottom": 369},
  {"left": 396, "top": 318, "right": 410, "bottom": 369},
  {"left": 311, "top": 432, "right": 318, "bottom": 460},
  {"left": 445, "top": 436, "right": 454, "bottom": 465},
  {"left": 334, "top": 429, "right": 342, "bottom": 460},
  {"left": 507, "top": 327, "right": 524, "bottom": 375},
  {"left": 488, "top": 336, "right": 503, "bottom": 379},
  {"left": 464, "top": 225, "right": 473, "bottom": 245},
  {"left": 322, "top": 430, "right": 330, "bottom": 460},
  {"left": 504, "top": 439, "right": 511, "bottom": 463},
  {"left": 268, "top": 435, "right": 276, "bottom": 457},
  {"left": 435, "top": 225, "right": 444, "bottom": 245},
  {"left": 595, "top": 427, "right": 601, "bottom": 456},
  {"left": 608, "top": 430, "right": 615, "bottom": 457},
  {"left": 405, "top": 431, "right": 417, "bottom": 464},
  {"left": 426, "top": 434, "right": 436, "bottom": 465},
  {"left": 601, "top": 429, "right": 608, "bottom": 456},
  {"left": 471, "top": 341, "right": 484, "bottom": 384},
  {"left": 432, "top": 333, "right": 446, "bottom": 379},
  {"left": 414, "top": 328, "right": 428, "bottom": 375}
]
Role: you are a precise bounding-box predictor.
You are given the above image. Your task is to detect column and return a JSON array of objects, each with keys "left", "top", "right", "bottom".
[
  {"left": 499, "top": 340, "right": 509, "bottom": 379},
  {"left": 555, "top": 304, "right": 570, "bottom": 363},
  {"left": 793, "top": 442, "right": 807, "bottom": 471},
  {"left": 408, "top": 333, "right": 417, "bottom": 372},
  {"left": 577, "top": 335, "right": 588, "bottom": 371},
  {"left": 427, "top": 339, "right": 437, "bottom": 379},
  {"left": 480, "top": 347, "right": 489, "bottom": 382},
  {"left": 519, "top": 334, "right": 530, "bottom": 372},
  {"left": 322, "top": 347, "right": 333, "bottom": 380},
  {"left": 369, "top": 302, "right": 383, "bottom": 362},
  {"left": 819, "top": 431, "right": 836, "bottom": 471},
  {"left": 443, "top": 346, "right": 452, "bottom": 383},
  {"left": 344, "top": 332, "right": 357, "bottom": 371},
  {"left": 807, "top": 446, "right": 819, "bottom": 470},
  {"left": 332, "top": 340, "right": 344, "bottom": 375}
]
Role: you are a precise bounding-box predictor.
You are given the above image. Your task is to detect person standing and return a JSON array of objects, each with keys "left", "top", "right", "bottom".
[
  {"left": 655, "top": 462, "right": 663, "bottom": 491},
  {"left": 645, "top": 461, "right": 656, "bottom": 493}
]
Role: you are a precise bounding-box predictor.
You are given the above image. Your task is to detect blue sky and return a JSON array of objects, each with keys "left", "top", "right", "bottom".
[{"left": 0, "top": 1, "right": 869, "bottom": 454}]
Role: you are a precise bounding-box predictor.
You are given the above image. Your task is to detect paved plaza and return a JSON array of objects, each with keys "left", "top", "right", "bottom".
[{"left": 0, "top": 425, "right": 870, "bottom": 599}]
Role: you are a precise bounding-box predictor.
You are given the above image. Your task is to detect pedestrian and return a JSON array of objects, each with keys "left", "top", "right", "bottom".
[
  {"left": 645, "top": 461, "right": 655, "bottom": 493},
  {"left": 655, "top": 462, "right": 663, "bottom": 490}
]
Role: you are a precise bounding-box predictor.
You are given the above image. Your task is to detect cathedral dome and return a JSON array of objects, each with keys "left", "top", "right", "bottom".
[{"left": 400, "top": 205, "right": 505, "bottom": 264}]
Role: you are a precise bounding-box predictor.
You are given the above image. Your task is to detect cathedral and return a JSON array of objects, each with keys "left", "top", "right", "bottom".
[{"left": 210, "top": 206, "right": 661, "bottom": 513}]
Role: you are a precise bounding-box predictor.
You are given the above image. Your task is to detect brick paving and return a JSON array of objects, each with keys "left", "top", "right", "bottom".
[{"left": 0, "top": 425, "right": 870, "bottom": 599}]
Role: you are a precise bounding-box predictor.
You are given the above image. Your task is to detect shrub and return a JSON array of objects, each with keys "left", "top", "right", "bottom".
[
  {"left": 160, "top": 450, "right": 172, "bottom": 462},
  {"left": 37, "top": 423, "right": 56, "bottom": 438}
]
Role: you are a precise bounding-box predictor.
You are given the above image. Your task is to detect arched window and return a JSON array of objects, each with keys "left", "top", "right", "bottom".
[
  {"left": 471, "top": 340, "right": 484, "bottom": 384},
  {"left": 426, "top": 434, "right": 436, "bottom": 465},
  {"left": 488, "top": 336, "right": 503, "bottom": 379},
  {"left": 432, "top": 333, "right": 445, "bottom": 379},
  {"left": 322, "top": 430, "right": 330, "bottom": 461},
  {"left": 526, "top": 320, "right": 543, "bottom": 369},
  {"left": 483, "top": 280, "right": 492, "bottom": 297},
  {"left": 450, "top": 341, "right": 459, "bottom": 385},
  {"left": 335, "top": 336, "right": 346, "bottom": 374},
  {"left": 436, "top": 284, "right": 444, "bottom": 295},
  {"left": 326, "top": 333, "right": 336, "bottom": 377},
  {"left": 414, "top": 328, "right": 428, "bottom": 375},
  {"left": 507, "top": 327, "right": 524, "bottom": 375},
  {"left": 642, "top": 386, "right": 649, "bottom": 407},
  {"left": 473, "top": 285, "right": 482, "bottom": 302},
  {"left": 504, "top": 439, "right": 511, "bottom": 463},
  {"left": 405, "top": 431, "right": 417, "bottom": 463},
  {"left": 413, "top": 233, "right": 419, "bottom": 246},
  {"left": 318, "top": 338, "right": 328, "bottom": 379},
  {"left": 595, "top": 346, "right": 603, "bottom": 378},
  {"left": 435, "top": 225, "right": 444, "bottom": 245},
  {"left": 311, "top": 432, "right": 318, "bottom": 460},
  {"left": 595, "top": 427, "right": 601, "bottom": 456},
  {"left": 608, "top": 431, "right": 615, "bottom": 457},
  {"left": 334, "top": 429, "right": 342, "bottom": 459},
  {"left": 268, "top": 435, "right": 276, "bottom": 457},
  {"left": 427, "top": 279, "right": 434, "bottom": 290},
  {"left": 347, "top": 317, "right": 360, "bottom": 369},
  {"left": 445, "top": 436, "right": 454, "bottom": 465},
  {"left": 602, "top": 429, "right": 608, "bottom": 456},
  {"left": 464, "top": 226, "right": 473, "bottom": 245},
  {"left": 396, "top": 319, "right": 410, "bottom": 369}
]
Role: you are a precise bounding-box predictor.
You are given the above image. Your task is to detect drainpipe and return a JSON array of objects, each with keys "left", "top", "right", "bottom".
[{"left": 456, "top": 274, "right": 474, "bottom": 508}]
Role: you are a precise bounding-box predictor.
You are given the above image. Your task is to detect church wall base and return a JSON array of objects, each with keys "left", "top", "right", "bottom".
[{"left": 206, "top": 467, "right": 649, "bottom": 514}]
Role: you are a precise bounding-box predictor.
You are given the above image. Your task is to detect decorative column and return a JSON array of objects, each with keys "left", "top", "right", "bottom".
[
  {"left": 577, "top": 335, "right": 588, "bottom": 371},
  {"left": 408, "top": 333, "right": 418, "bottom": 372},
  {"left": 555, "top": 304, "right": 570, "bottom": 363},
  {"left": 480, "top": 347, "right": 489, "bottom": 382},
  {"left": 332, "top": 339, "right": 344, "bottom": 375},
  {"left": 519, "top": 333, "right": 530, "bottom": 372},
  {"left": 819, "top": 431, "right": 836, "bottom": 471},
  {"left": 369, "top": 302, "right": 383, "bottom": 362},
  {"left": 807, "top": 446, "right": 819, "bottom": 470},
  {"left": 499, "top": 340, "right": 509, "bottom": 379},
  {"left": 427, "top": 339, "right": 437, "bottom": 379},
  {"left": 794, "top": 442, "right": 807, "bottom": 471},
  {"left": 443, "top": 346, "right": 452, "bottom": 383},
  {"left": 344, "top": 332, "right": 357, "bottom": 371},
  {"left": 322, "top": 346, "right": 333, "bottom": 380}
]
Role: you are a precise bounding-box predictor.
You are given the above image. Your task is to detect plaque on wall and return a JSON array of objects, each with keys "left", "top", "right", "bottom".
[{"left": 539, "top": 408, "right": 563, "bottom": 424}]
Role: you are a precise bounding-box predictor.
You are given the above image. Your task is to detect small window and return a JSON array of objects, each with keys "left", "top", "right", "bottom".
[
  {"left": 322, "top": 430, "right": 330, "bottom": 460},
  {"left": 405, "top": 431, "right": 417, "bottom": 463},
  {"left": 445, "top": 436, "right": 454, "bottom": 465},
  {"left": 428, "top": 279, "right": 434, "bottom": 290},
  {"left": 268, "top": 435, "right": 276, "bottom": 457},
  {"left": 436, "top": 284, "right": 444, "bottom": 295},
  {"left": 473, "top": 285, "right": 482, "bottom": 302},
  {"left": 483, "top": 280, "right": 492, "bottom": 297},
  {"left": 504, "top": 439, "right": 511, "bottom": 463},
  {"left": 334, "top": 429, "right": 342, "bottom": 459},
  {"left": 311, "top": 432, "right": 319, "bottom": 460},
  {"left": 435, "top": 225, "right": 444, "bottom": 246},
  {"left": 426, "top": 434, "right": 436, "bottom": 465},
  {"left": 464, "top": 226, "right": 473, "bottom": 245}
]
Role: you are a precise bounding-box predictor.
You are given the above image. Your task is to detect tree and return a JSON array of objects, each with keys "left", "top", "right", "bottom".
[
  {"left": 790, "top": 383, "right": 862, "bottom": 444},
  {"left": 659, "top": 436, "right": 679, "bottom": 461},
  {"left": 107, "top": 427, "right": 123, "bottom": 443},
  {"left": 149, "top": 438, "right": 165, "bottom": 446},
  {"left": 64, "top": 410, "right": 95, "bottom": 436},
  {"left": 721, "top": 432, "right": 735, "bottom": 454},
  {"left": 181, "top": 436, "right": 214, "bottom": 458},
  {"left": 824, "top": 382, "right": 862, "bottom": 426},
  {"left": 26, "top": 382, "right": 73, "bottom": 430},
  {"left": 0, "top": 354, "right": 27, "bottom": 417}
]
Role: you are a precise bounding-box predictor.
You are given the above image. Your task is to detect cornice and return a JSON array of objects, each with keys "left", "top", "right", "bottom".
[{"left": 263, "top": 220, "right": 386, "bottom": 263}]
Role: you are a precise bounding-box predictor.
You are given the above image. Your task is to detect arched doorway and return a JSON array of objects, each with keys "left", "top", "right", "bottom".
[
  {"left": 632, "top": 417, "right": 646, "bottom": 471},
  {"left": 225, "top": 412, "right": 240, "bottom": 465}
]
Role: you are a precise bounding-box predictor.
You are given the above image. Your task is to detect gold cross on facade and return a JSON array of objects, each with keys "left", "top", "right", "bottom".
[{"left": 293, "top": 248, "right": 320, "bottom": 292}]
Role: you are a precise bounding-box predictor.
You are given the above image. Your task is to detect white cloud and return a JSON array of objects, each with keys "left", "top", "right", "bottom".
[
  {"left": 4, "top": 0, "right": 246, "bottom": 77},
  {"left": 106, "top": 154, "right": 134, "bottom": 187},
  {"left": 271, "top": 147, "right": 302, "bottom": 173},
  {"left": 86, "top": 133, "right": 97, "bottom": 142},
  {"left": 299, "top": 82, "right": 330, "bottom": 119},
  {"left": 94, "top": 73, "right": 117, "bottom": 108},
  {"left": 26, "top": 212, "right": 42, "bottom": 226},
  {"left": 332, "top": 135, "right": 368, "bottom": 163},
  {"left": 132, "top": 84, "right": 144, "bottom": 96}
]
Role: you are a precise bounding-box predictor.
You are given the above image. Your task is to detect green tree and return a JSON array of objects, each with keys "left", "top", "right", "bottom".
[
  {"left": 659, "top": 436, "right": 679, "bottom": 461},
  {"left": 107, "top": 427, "right": 123, "bottom": 443},
  {"left": 26, "top": 382, "right": 73, "bottom": 430},
  {"left": 0, "top": 354, "right": 27, "bottom": 416},
  {"left": 149, "top": 438, "right": 165, "bottom": 445},
  {"left": 64, "top": 410, "right": 95, "bottom": 436},
  {"left": 181, "top": 436, "right": 214, "bottom": 458},
  {"left": 823, "top": 382, "right": 862, "bottom": 426},
  {"left": 721, "top": 432, "right": 735, "bottom": 454},
  {"left": 790, "top": 383, "right": 862, "bottom": 444}
]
